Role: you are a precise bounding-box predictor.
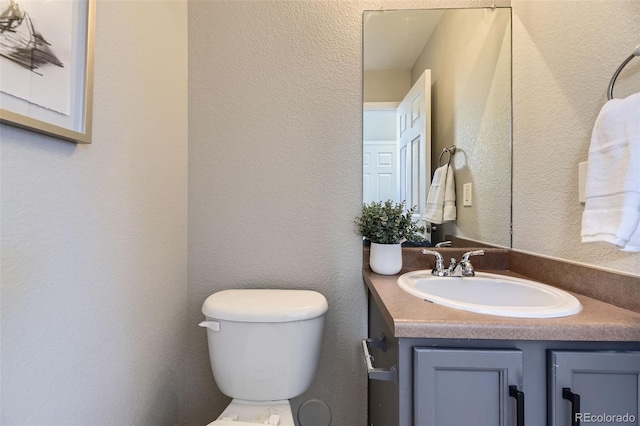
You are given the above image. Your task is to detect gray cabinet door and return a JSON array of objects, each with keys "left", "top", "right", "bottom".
[
  {"left": 549, "top": 351, "right": 640, "bottom": 426},
  {"left": 413, "top": 348, "right": 523, "bottom": 426}
]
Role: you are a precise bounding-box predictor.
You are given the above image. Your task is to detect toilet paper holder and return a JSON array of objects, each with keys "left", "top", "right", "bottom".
[{"left": 361, "top": 334, "right": 397, "bottom": 383}]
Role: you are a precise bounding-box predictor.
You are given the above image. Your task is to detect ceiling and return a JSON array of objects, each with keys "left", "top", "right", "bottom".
[{"left": 363, "top": 9, "right": 444, "bottom": 71}]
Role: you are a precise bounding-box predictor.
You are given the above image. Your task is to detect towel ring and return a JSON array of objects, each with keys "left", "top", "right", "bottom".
[
  {"left": 607, "top": 44, "right": 640, "bottom": 100},
  {"left": 438, "top": 146, "right": 457, "bottom": 167}
]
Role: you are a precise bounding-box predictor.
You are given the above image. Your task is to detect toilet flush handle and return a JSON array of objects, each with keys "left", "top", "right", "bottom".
[{"left": 199, "top": 320, "right": 220, "bottom": 331}]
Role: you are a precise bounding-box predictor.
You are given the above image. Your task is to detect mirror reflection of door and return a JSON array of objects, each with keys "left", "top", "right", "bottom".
[{"left": 397, "top": 69, "right": 431, "bottom": 222}]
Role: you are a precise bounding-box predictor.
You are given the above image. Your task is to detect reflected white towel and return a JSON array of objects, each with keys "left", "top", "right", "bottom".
[
  {"left": 422, "top": 164, "right": 457, "bottom": 224},
  {"left": 581, "top": 92, "right": 640, "bottom": 251}
]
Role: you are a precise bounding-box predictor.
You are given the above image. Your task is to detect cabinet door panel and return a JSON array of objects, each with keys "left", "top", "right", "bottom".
[
  {"left": 414, "top": 348, "right": 523, "bottom": 426},
  {"left": 549, "top": 351, "right": 640, "bottom": 426}
]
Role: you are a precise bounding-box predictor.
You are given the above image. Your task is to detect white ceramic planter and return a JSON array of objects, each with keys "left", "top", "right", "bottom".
[{"left": 369, "top": 242, "right": 403, "bottom": 275}]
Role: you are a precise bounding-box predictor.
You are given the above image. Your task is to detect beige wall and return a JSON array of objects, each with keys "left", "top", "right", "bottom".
[
  {"left": 1, "top": 1, "right": 188, "bottom": 424},
  {"left": 186, "top": 1, "right": 368, "bottom": 424},
  {"left": 512, "top": 0, "right": 640, "bottom": 274}
]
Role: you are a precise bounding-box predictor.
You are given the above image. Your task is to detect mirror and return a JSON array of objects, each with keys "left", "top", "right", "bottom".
[{"left": 363, "top": 7, "right": 512, "bottom": 248}]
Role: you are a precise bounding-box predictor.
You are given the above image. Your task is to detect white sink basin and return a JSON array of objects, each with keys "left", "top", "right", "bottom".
[{"left": 397, "top": 271, "right": 582, "bottom": 318}]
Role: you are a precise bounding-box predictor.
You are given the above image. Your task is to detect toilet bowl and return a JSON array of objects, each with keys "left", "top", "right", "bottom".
[{"left": 200, "top": 289, "right": 328, "bottom": 426}]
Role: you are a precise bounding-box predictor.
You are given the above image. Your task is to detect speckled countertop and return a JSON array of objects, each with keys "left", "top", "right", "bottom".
[{"left": 364, "top": 268, "right": 640, "bottom": 341}]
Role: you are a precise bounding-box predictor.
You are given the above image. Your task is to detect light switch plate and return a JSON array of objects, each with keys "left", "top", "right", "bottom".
[
  {"left": 579, "top": 162, "right": 587, "bottom": 204},
  {"left": 463, "top": 183, "right": 472, "bottom": 207}
]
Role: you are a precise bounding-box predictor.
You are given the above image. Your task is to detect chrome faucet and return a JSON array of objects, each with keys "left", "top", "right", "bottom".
[{"left": 421, "top": 249, "right": 485, "bottom": 277}]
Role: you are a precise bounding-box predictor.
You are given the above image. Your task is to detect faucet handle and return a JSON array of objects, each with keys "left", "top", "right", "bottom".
[
  {"left": 421, "top": 249, "right": 443, "bottom": 260},
  {"left": 421, "top": 249, "right": 445, "bottom": 275},
  {"left": 458, "top": 250, "right": 485, "bottom": 277},
  {"left": 461, "top": 250, "right": 485, "bottom": 262}
]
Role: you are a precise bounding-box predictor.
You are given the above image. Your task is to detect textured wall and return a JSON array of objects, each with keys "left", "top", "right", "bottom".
[
  {"left": 1, "top": 1, "right": 188, "bottom": 424},
  {"left": 511, "top": 0, "right": 640, "bottom": 275},
  {"left": 186, "top": 2, "right": 367, "bottom": 424},
  {"left": 412, "top": 8, "right": 512, "bottom": 247}
]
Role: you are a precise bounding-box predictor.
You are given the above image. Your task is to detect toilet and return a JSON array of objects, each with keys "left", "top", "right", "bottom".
[{"left": 199, "top": 289, "right": 328, "bottom": 426}]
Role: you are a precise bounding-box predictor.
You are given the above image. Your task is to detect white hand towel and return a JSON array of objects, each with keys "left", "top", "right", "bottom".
[
  {"left": 581, "top": 92, "right": 640, "bottom": 251},
  {"left": 422, "top": 164, "right": 457, "bottom": 224},
  {"left": 443, "top": 165, "right": 457, "bottom": 222}
]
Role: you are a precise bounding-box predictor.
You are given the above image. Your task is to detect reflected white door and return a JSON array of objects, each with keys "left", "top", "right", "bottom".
[
  {"left": 398, "top": 70, "right": 432, "bottom": 220},
  {"left": 363, "top": 141, "right": 398, "bottom": 204}
]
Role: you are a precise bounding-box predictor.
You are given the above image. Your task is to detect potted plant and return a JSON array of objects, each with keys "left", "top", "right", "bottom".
[{"left": 355, "top": 200, "right": 425, "bottom": 275}]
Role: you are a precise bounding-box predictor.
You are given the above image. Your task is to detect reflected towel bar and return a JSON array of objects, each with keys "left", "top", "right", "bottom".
[{"left": 438, "top": 145, "right": 457, "bottom": 167}]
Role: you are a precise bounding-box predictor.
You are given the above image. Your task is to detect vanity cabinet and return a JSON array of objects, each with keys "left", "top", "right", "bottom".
[
  {"left": 413, "top": 348, "right": 523, "bottom": 425},
  {"left": 549, "top": 351, "right": 640, "bottom": 425},
  {"left": 367, "top": 295, "right": 640, "bottom": 426}
]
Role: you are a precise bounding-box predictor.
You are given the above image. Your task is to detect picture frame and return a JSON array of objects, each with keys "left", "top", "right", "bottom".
[{"left": 0, "top": 0, "right": 96, "bottom": 144}]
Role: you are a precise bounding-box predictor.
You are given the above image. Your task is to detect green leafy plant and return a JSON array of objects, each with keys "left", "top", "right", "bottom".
[{"left": 355, "top": 200, "right": 425, "bottom": 244}]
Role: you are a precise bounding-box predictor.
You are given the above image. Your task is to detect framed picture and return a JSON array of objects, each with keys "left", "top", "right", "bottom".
[{"left": 0, "top": 0, "right": 96, "bottom": 144}]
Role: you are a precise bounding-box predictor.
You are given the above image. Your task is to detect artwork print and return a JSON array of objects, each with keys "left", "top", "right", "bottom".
[{"left": 0, "top": 0, "right": 73, "bottom": 115}]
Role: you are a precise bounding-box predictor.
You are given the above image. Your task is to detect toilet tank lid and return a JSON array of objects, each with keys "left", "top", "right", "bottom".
[{"left": 202, "top": 289, "right": 328, "bottom": 322}]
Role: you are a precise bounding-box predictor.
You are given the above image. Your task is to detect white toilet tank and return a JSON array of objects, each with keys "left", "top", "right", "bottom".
[{"left": 201, "top": 289, "right": 328, "bottom": 401}]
